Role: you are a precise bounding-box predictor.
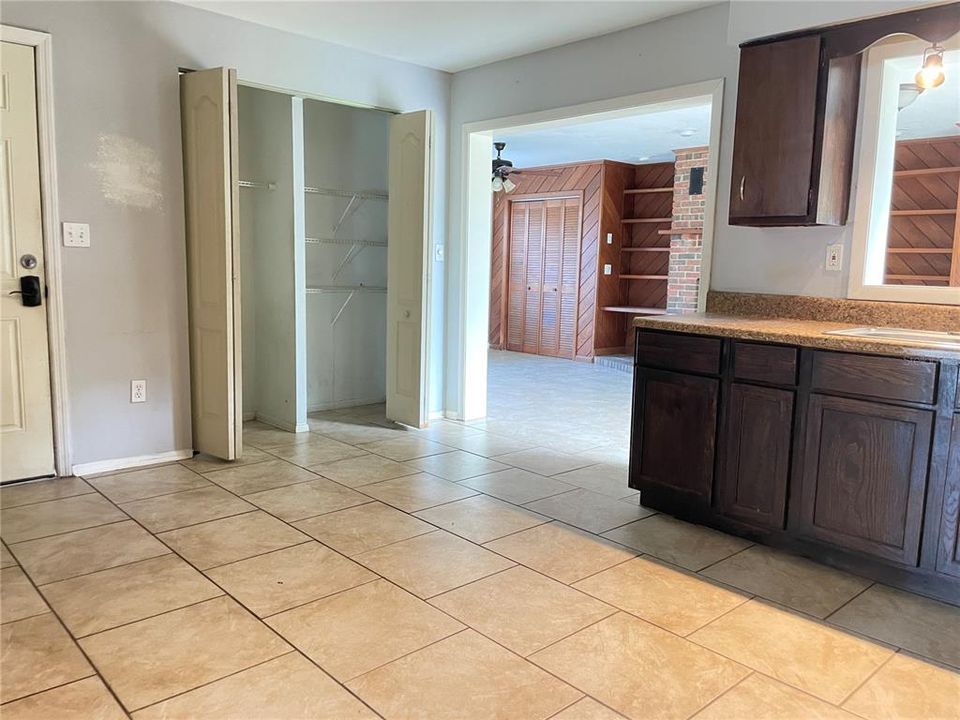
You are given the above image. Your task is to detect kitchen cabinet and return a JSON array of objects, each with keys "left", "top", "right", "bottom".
[{"left": 937, "top": 414, "right": 960, "bottom": 578}]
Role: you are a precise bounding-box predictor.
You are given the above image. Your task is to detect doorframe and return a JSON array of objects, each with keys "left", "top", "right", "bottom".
[
  {"left": 456, "top": 78, "right": 725, "bottom": 421},
  {"left": 1, "top": 25, "right": 71, "bottom": 476}
]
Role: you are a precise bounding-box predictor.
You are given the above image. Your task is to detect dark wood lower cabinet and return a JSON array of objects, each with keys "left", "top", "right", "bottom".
[
  {"left": 631, "top": 368, "right": 718, "bottom": 503},
  {"left": 717, "top": 383, "right": 793, "bottom": 530},
  {"left": 629, "top": 328, "right": 960, "bottom": 605},
  {"left": 797, "top": 394, "right": 932, "bottom": 566}
]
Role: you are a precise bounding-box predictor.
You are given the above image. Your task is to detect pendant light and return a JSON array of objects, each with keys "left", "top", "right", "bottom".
[
  {"left": 492, "top": 176, "right": 504, "bottom": 193},
  {"left": 916, "top": 43, "right": 945, "bottom": 89},
  {"left": 502, "top": 177, "right": 517, "bottom": 194}
]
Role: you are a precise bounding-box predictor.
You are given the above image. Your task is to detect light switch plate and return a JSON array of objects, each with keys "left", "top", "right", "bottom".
[
  {"left": 603, "top": 263, "right": 613, "bottom": 275},
  {"left": 434, "top": 244, "right": 444, "bottom": 262},
  {"left": 606, "top": 233, "right": 613, "bottom": 245},
  {"left": 62, "top": 222, "right": 91, "bottom": 247},
  {"left": 825, "top": 243, "right": 843, "bottom": 272}
]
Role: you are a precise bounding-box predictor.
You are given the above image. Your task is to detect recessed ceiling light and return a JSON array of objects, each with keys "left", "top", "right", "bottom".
[{"left": 678, "top": 129, "right": 697, "bottom": 137}]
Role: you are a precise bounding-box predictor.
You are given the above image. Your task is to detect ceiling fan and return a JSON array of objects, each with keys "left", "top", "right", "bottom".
[{"left": 491, "top": 142, "right": 561, "bottom": 193}]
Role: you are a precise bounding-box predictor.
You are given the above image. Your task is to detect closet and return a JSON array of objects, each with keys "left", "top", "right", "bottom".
[{"left": 505, "top": 197, "right": 581, "bottom": 358}]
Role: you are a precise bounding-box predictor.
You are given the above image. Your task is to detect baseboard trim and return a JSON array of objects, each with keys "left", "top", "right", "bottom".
[
  {"left": 72, "top": 449, "right": 194, "bottom": 477},
  {"left": 428, "top": 410, "right": 444, "bottom": 421},
  {"left": 307, "top": 397, "right": 387, "bottom": 413},
  {"left": 242, "top": 411, "right": 256, "bottom": 422},
  {"left": 254, "top": 412, "right": 309, "bottom": 434}
]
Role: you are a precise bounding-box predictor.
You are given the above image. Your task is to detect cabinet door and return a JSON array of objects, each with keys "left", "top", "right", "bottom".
[
  {"left": 632, "top": 368, "right": 718, "bottom": 502},
  {"left": 936, "top": 415, "right": 960, "bottom": 578},
  {"left": 729, "top": 35, "right": 821, "bottom": 222},
  {"left": 718, "top": 384, "right": 794, "bottom": 530},
  {"left": 798, "top": 394, "right": 933, "bottom": 565}
]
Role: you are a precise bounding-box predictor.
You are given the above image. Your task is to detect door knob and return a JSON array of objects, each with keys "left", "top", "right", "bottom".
[{"left": 8, "top": 276, "right": 42, "bottom": 307}]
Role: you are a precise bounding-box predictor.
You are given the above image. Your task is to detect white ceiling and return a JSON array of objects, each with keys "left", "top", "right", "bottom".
[
  {"left": 495, "top": 102, "right": 713, "bottom": 167},
  {"left": 178, "top": 0, "right": 715, "bottom": 72}
]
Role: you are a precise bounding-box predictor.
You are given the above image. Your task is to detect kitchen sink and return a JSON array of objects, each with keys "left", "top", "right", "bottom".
[{"left": 824, "top": 327, "right": 960, "bottom": 350}]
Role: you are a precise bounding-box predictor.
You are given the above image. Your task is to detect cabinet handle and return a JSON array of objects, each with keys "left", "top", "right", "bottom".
[{"left": 739, "top": 176, "right": 746, "bottom": 202}]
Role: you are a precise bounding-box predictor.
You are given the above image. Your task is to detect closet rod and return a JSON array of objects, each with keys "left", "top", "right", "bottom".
[
  {"left": 304, "top": 187, "right": 388, "bottom": 201},
  {"left": 306, "top": 237, "right": 387, "bottom": 247},
  {"left": 238, "top": 179, "right": 276, "bottom": 190}
]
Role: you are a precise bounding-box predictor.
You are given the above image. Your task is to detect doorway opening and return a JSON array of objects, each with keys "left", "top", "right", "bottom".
[{"left": 456, "top": 81, "right": 724, "bottom": 466}]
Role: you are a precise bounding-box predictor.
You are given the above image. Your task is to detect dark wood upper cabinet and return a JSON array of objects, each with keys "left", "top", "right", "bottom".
[{"left": 729, "top": 35, "right": 859, "bottom": 226}]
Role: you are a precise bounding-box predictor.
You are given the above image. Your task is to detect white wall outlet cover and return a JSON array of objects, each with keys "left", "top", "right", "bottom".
[
  {"left": 434, "top": 244, "right": 444, "bottom": 262},
  {"left": 62, "top": 222, "right": 91, "bottom": 247},
  {"left": 606, "top": 233, "right": 614, "bottom": 244},
  {"left": 131, "top": 380, "right": 146, "bottom": 403},
  {"left": 603, "top": 263, "right": 613, "bottom": 275},
  {"left": 825, "top": 243, "right": 843, "bottom": 272}
]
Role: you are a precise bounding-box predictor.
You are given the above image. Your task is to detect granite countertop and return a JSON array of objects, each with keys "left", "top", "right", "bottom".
[{"left": 633, "top": 313, "right": 960, "bottom": 361}]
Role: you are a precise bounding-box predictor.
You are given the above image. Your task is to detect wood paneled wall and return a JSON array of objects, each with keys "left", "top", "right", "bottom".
[{"left": 490, "top": 161, "right": 605, "bottom": 357}]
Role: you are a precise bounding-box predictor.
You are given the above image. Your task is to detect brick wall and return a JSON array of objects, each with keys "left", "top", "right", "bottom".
[{"left": 667, "top": 146, "right": 708, "bottom": 313}]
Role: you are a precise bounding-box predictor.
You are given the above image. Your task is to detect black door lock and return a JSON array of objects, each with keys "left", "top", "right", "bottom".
[{"left": 9, "top": 276, "right": 42, "bottom": 307}]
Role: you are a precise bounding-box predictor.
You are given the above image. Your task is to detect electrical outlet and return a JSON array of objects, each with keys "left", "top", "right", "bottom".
[
  {"left": 131, "top": 380, "right": 146, "bottom": 403},
  {"left": 62, "top": 222, "right": 91, "bottom": 248},
  {"left": 825, "top": 243, "right": 843, "bottom": 272}
]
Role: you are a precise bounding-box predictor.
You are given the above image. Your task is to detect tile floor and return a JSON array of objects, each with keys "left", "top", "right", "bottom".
[{"left": 1, "top": 351, "right": 958, "bottom": 719}]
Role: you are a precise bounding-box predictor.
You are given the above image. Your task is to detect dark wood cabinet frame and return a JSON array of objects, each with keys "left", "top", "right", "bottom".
[{"left": 629, "top": 328, "right": 960, "bottom": 606}]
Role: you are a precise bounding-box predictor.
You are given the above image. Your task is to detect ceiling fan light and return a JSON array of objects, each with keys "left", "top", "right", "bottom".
[
  {"left": 503, "top": 177, "right": 517, "bottom": 193},
  {"left": 492, "top": 176, "right": 504, "bottom": 192},
  {"left": 915, "top": 45, "right": 945, "bottom": 89}
]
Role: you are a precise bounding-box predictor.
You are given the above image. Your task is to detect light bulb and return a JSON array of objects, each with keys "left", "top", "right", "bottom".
[
  {"left": 916, "top": 45, "right": 945, "bottom": 89},
  {"left": 503, "top": 177, "right": 517, "bottom": 193},
  {"left": 492, "top": 176, "right": 504, "bottom": 192}
]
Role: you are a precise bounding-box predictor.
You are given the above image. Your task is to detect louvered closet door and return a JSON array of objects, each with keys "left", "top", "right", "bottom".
[
  {"left": 522, "top": 202, "right": 545, "bottom": 355},
  {"left": 557, "top": 198, "right": 581, "bottom": 359},
  {"left": 539, "top": 201, "right": 563, "bottom": 357},
  {"left": 506, "top": 203, "right": 529, "bottom": 352}
]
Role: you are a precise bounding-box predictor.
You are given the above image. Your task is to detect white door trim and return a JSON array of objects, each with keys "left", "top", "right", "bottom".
[
  {"left": 1, "top": 25, "right": 71, "bottom": 476},
  {"left": 454, "top": 78, "right": 725, "bottom": 421}
]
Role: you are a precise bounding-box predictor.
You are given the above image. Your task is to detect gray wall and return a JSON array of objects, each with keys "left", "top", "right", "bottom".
[{"left": 2, "top": 1, "right": 450, "bottom": 466}]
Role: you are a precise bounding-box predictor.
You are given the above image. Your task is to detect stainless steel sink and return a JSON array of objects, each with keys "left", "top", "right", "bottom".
[{"left": 824, "top": 327, "right": 960, "bottom": 350}]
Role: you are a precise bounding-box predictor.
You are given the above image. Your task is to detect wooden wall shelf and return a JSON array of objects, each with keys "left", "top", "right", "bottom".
[
  {"left": 893, "top": 166, "right": 960, "bottom": 177},
  {"left": 602, "top": 306, "right": 668, "bottom": 315},
  {"left": 890, "top": 209, "right": 957, "bottom": 217},
  {"left": 623, "top": 217, "right": 672, "bottom": 224},
  {"left": 621, "top": 274, "right": 668, "bottom": 281},
  {"left": 624, "top": 187, "right": 674, "bottom": 195},
  {"left": 621, "top": 247, "right": 669, "bottom": 253}
]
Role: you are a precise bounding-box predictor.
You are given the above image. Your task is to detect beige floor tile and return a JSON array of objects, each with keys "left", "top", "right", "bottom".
[
  {"left": 206, "top": 541, "right": 375, "bottom": 617},
  {"left": 603, "top": 514, "right": 751, "bottom": 571},
  {"left": 0, "top": 566, "right": 48, "bottom": 623},
  {"left": 531, "top": 612, "right": 748, "bottom": 720},
  {"left": 132, "top": 652, "right": 377, "bottom": 719},
  {"left": 267, "top": 436, "right": 369, "bottom": 467},
  {"left": 409, "top": 450, "right": 510, "bottom": 481},
  {"left": 9, "top": 521, "right": 169, "bottom": 584},
  {"left": 178, "top": 446, "right": 273, "bottom": 474},
  {"left": 360, "top": 472, "right": 477, "bottom": 512},
  {"left": 87, "top": 464, "right": 209, "bottom": 503},
  {"left": 0, "top": 494, "right": 127, "bottom": 544},
  {"left": 80, "top": 596, "right": 290, "bottom": 711},
  {"left": 157, "top": 510, "right": 308, "bottom": 569},
  {"left": 486, "top": 522, "right": 635, "bottom": 584},
  {"left": 347, "top": 630, "right": 582, "bottom": 720},
  {"left": 294, "top": 501, "right": 434, "bottom": 556},
  {"left": 460, "top": 467, "right": 576, "bottom": 504},
  {"left": 120, "top": 486, "right": 254, "bottom": 533},
  {"left": 0, "top": 677, "right": 127, "bottom": 720},
  {"left": 690, "top": 599, "right": 894, "bottom": 703},
  {"left": 552, "top": 697, "right": 629, "bottom": 720},
  {"left": 431, "top": 566, "right": 615, "bottom": 656},
  {"left": 309, "top": 453, "right": 418, "bottom": 487},
  {"left": 360, "top": 436, "right": 453, "bottom": 461},
  {"left": 267, "top": 578, "right": 464, "bottom": 681},
  {"left": 412, "top": 421, "right": 486, "bottom": 445},
  {"left": 242, "top": 424, "right": 313, "bottom": 449},
  {"left": 414, "top": 494, "right": 548, "bottom": 543},
  {"left": 703, "top": 545, "right": 871, "bottom": 618},
  {"left": 0, "top": 613, "right": 93, "bottom": 703},
  {"left": 493, "top": 447, "right": 592, "bottom": 476},
  {"left": 1, "top": 541, "right": 15, "bottom": 568},
  {"left": 553, "top": 463, "right": 638, "bottom": 499},
  {"left": 843, "top": 653, "right": 960, "bottom": 720},
  {"left": 574, "top": 557, "right": 748, "bottom": 636},
  {"left": 451, "top": 432, "right": 536, "bottom": 458},
  {"left": 355, "top": 530, "right": 513, "bottom": 598},
  {"left": 40, "top": 554, "right": 222, "bottom": 637},
  {"left": 829, "top": 584, "right": 960, "bottom": 669},
  {"left": 317, "top": 422, "right": 409, "bottom": 446},
  {"left": 0, "top": 477, "right": 94, "bottom": 509},
  {"left": 244, "top": 478, "right": 370, "bottom": 521},
  {"left": 526, "top": 488, "right": 654, "bottom": 534},
  {"left": 693, "top": 673, "right": 859, "bottom": 720},
  {"left": 203, "top": 459, "right": 316, "bottom": 495}
]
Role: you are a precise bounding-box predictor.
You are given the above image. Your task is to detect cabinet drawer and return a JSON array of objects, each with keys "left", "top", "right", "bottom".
[
  {"left": 733, "top": 342, "right": 798, "bottom": 386},
  {"left": 636, "top": 331, "right": 722, "bottom": 375},
  {"left": 811, "top": 351, "right": 937, "bottom": 404}
]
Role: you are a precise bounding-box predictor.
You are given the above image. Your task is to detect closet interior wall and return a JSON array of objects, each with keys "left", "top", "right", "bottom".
[{"left": 303, "top": 99, "right": 390, "bottom": 412}]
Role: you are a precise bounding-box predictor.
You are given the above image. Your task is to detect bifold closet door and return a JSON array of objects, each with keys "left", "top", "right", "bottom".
[
  {"left": 522, "top": 203, "right": 546, "bottom": 355},
  {"left": 180, "top": 67, "right": 242, "bottom": 460}
]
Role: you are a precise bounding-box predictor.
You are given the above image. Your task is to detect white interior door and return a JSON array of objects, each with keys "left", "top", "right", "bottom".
[
  {"left": 1, "top": 41, "right": 55, "bottom": 482},
  {"left": 386, "top": 110, "right": 433, "bottom": 428},
  {"left": 180, "top": 67, "right": 242, "bottom": 460}
]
